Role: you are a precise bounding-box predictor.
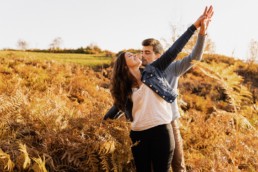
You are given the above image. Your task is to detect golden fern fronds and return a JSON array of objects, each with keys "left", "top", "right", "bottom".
[
  {"left": 0, "top": 148, "right": 15, "bottom": 172},
  {"left": 235, "top": 114, "right": 255, "bottom": 130},
  {"left": 18, "top": 143, "right": 31, "bottom": 169},
  {"left": 100, "top": 154, "right": 110, "bottom": 172},
  {"left": 29, "top": 93, "right": 69, "bottom": 131},
  {"left": 99, "top": 140, "right": 116, "bottom": 154},
  {"left": 32, "top": 94, "right": 64, "bottom": 117},
  {"left": 0, "top": 89, "right": 24, "bottom": 116},
  {"left": 195, "top": 60, "right": 253, "bottom": 112},
  {"left": 61, "top": 150, "right": 84, "bottom": 168},
  {"left": 41, "top": 88, "right": 66, "bottom": 116},
  {"left": 111, "top": 152, "right": 119, "bottom": 172},
  {"left": 31, "top": 155, "right": 48, "bottom": 172},
  {"left": 42, "top": 153, "right": 56, "bottom": 172},
  {"left": 212, "top": 109, "right": 255, "bottom": 130},
  {"left": 0, "top": 95, "right": 5, "bottom": 102},
  {"left": 86, "top": 152, "right": 99, "bottom": 172}
]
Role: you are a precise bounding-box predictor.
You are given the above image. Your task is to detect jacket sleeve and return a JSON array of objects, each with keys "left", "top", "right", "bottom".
[
  {"left": 151, "top": 25, "right": 196, "bottom": 71},
  {"left": 103, "top": 105, "right": 123, "bottom": 120}
]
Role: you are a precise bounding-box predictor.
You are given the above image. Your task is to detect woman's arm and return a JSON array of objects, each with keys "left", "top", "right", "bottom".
[{"left": 151, "top": 25, "right": 196, "bottom": 71}]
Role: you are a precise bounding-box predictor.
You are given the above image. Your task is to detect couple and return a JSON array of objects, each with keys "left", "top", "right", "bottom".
[{"left": 104, "top": 6, "right": 214, "bottom": 172}]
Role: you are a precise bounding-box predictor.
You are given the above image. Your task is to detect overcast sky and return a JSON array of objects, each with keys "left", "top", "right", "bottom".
[{"left": 1, "top": 0, "right": 258, "bottom": 60}]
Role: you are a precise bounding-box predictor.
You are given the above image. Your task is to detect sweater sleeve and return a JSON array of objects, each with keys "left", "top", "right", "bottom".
[
  {"left": 165, "top": 33, "right": 206, "bottom": 76},
  {"left": 151, "top": 25, "right": 196, "bottom": 71}
]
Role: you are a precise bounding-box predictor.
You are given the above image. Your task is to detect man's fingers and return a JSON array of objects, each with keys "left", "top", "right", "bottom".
[
  {"left": 207, "top": 11, "right": 214, "bottom": 20},
  {"left": 210, "top": 11, "right": 214, "bottom": 18},
  {"left": 207, "top": 6, "right": 213, "bottom": 15}
]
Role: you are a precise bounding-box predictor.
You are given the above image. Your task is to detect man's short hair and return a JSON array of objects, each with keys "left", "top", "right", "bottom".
[{"left": 142, "top": 38, "right": 164, "bottom": 54}]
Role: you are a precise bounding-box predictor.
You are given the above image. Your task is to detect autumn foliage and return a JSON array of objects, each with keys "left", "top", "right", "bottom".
[{"left": 0, "top": 51, "right": 257, "bottom": 171}]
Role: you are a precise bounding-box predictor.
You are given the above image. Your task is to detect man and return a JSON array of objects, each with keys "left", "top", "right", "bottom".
[
  {"left": 142, "top": 34, "right": 205, "bottom": 171},
  {"left": 104, "top": 6, "right": 212, "bottom": 171}
]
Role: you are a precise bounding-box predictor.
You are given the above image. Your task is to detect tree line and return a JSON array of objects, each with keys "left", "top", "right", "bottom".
[
  {"left": 13, "top": 37, "right": 114, "bottom": 57},
  {"left": 8, "top": 29, "right": 258, "bottom": 63}
]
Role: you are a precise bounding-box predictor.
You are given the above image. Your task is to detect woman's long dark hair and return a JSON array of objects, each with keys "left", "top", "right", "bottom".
[{"left": 110, "top": 52, "right": 137, "bottom": 112}]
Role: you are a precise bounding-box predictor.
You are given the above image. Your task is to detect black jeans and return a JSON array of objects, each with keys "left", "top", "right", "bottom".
[{"left": 130, "top": 124, "right": 175, "bottom": 172}]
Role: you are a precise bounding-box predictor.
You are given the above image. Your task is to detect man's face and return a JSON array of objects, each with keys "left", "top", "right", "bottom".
[{"left": 141, "top": 46, "right": 160, "bottom": 65}]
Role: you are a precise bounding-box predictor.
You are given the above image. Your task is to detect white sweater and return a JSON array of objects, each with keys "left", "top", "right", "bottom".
[{"left": 131, "top": 84, "right": 172, "bottom": 131}]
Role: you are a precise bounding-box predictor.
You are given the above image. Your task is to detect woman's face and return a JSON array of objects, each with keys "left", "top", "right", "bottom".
[{"left": 124, "top": 52, "right": 142, "bottom": 68}]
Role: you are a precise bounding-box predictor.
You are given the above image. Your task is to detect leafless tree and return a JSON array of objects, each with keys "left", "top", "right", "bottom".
[
  {"left": 17, "top": 39, "right": 29, "bottom": 50},
  {"left": 184, "top": 32, "right": 215, "bottom": 54},
  {"left": 49, "top": 37, "right": 63, "bottom": 50},
  {"left": 248, "top": 39, "right": 258, "bottom": 64},
  {"left": 161, "top": 24, "right": 181, "bottom": 50},
  {"left": 162, "top": 24, "right": 215, "bottom": 54}
]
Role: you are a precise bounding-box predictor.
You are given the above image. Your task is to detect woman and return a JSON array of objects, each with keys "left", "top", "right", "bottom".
[{"left": 110, "top": 6, "right": 213, "bottom": 172}]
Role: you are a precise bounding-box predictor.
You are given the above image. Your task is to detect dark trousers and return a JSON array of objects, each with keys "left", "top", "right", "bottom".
[{"left": 130, "top": 124, "right": 175, "bottom": 172}]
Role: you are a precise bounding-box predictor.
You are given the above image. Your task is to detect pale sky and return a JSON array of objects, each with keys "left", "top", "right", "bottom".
[{"left": 1, "top": 0, "right": 258, "bottom": 60}]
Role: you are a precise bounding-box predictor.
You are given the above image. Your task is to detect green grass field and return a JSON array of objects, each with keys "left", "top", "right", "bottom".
[{"left": 0, "top": 50, "right": 112, "bottom": 67}]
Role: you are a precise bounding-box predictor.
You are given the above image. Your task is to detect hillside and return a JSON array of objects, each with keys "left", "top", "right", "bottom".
[{"left": 0, "top": 51, "right": 257, "bottom": 171}]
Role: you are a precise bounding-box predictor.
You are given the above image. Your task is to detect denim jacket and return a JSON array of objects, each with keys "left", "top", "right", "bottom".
[{"left": 104, "top": 25, "right": 197, "bottom": 121}]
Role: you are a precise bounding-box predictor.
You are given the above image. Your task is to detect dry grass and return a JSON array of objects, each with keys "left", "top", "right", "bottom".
[{"left": 0, "top": 52, "right": 257, "bottom": 171}]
